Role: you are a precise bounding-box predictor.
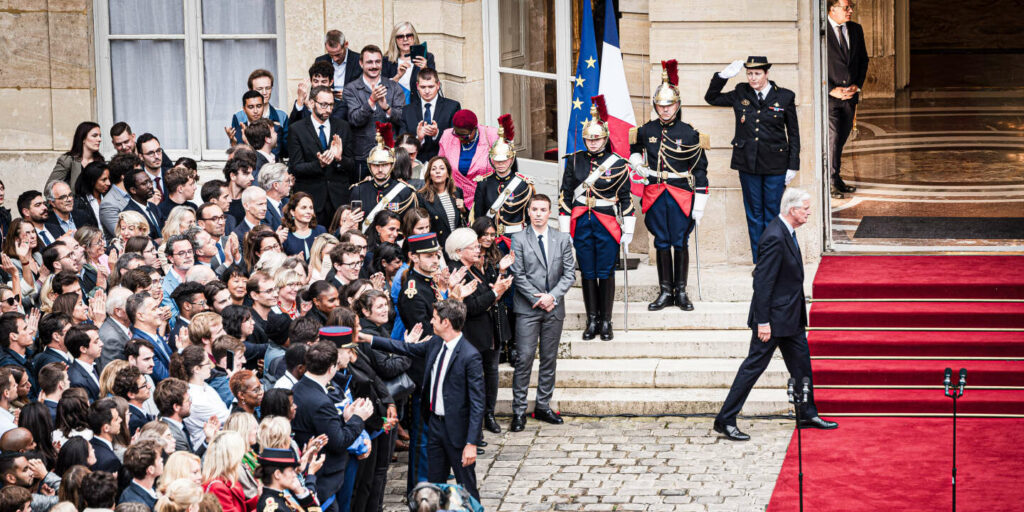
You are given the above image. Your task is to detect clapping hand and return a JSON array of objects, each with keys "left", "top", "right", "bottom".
[
  {"left": 276, "top": 225, "right": 289, "bottom": 244},
  {"left": 491, "top": 274, "right": 513, "bottom": 298},
  {"left": 447, "top": 266, "right": 467, "bottom": 291},
  {"left": 296, "top": 79, "right": 310, "bottom": 109},
  {"left": 405, "top": 323, "right": 425, "bottom": 344},
  {"left": 499, "top": 252, "right": 515, "bottom": 272},
  {"left": 370, "top": 272, "right": 386, "bottom": 292},
  {"left": 330, "top": 134, "right": 343, "bottom": 161},
  {"left": 89, "top": 289, "right": 107, "bottom": 324},
  {"left": 203, "top": 415, "right": 221, "bottom": 443},
  {"left": 25, "top": 309, "right": 40, "bottom": 336}
]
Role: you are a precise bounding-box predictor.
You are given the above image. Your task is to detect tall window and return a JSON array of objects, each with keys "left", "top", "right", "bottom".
[{"left": 95, "top": 0, "right": 286, "bottom": 159}]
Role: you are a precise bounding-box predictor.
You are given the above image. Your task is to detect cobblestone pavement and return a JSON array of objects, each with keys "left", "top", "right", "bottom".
[{"left": 383, "top": 417, "right": 794, "bottom": 511}]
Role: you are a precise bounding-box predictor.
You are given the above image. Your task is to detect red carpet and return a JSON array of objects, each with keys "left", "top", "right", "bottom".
[
  {"left": 813, "top": 255, "right": 1024, "bottom": 299},
  {"left": 768, "top": 418, "right": 1024, "bottom": 511},
  {"left": 808, "top": 255, "right": 1024, "bottom": 416}
]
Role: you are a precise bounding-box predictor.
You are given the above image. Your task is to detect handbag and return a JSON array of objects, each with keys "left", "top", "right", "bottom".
[{"left": 385, "top": 372, "right": 416, "bottom": 401}]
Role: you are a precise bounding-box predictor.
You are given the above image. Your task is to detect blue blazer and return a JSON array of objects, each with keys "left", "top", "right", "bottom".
[
  {"left": 67, "top": 360, "right": 100, "bottom": 401},
  {"left": 371, "top": 334, "right": 484, "bottom": 447},
  {"left": 119, "top": 482, "right": 157, "bottom": 509},
  {"left": 132, "top": 329, "right": 172, "bottom": 383},
  {"left": 122, "top": 199, "right": 164, "bottom": 240},
  {"left": 32, "top": 348, "right": 72, "bottom": 379},
  {"left": 128, "top": 404, "right": 152, "bottom": 436},
  {"left": 290, "top": 376, "right": 366, "bottom": 481},
  {"left": 90, "top": 437, "right": 122, "bottom": 474}
]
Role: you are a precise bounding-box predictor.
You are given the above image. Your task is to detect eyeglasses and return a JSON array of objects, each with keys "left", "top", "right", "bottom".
[
  {"left": 314, "top": 101, "right": 334, "bottom": 109},
  {"left": 53, "top": 194, "right": 73, "bottom": 202},
  {"left": 262, "top": 242, "right": 282, "bottom": 251},
  {"left": 258, "top": 288, "right": 277, "bottom": 294},
  {"left": 341, "top": 259, "right": 364, "bottom": 268},
  {"left": 173, "top": 249, "right": 194, "bottom": 257},
  {"left": 396, "top": 33, "right": 415, "bottom": 40},
  {"left": 188, "top": 299, "right": 208, "bottom": 307},
  {"left": 834, "top": 3, "right": 854, "bottom": 11},
  {"left": 201, "top": 215, "right": 226, "bottom": 222},
  {"left": 142, "top": 148, "right": 163, "bottom": 157},
  {"left": 2, "top": 296, "right": 20, "bottom": 306}
]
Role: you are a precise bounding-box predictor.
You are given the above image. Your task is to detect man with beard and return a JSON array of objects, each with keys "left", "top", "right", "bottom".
[
  {"left": 155, "top": 377, "right": 217, "bottom": 455},
  {"left": 16, "top": 191, "right": 53, "bottom": 247},
  {"left": 120, "top": 168, "right": 163, "bottom": 241}
]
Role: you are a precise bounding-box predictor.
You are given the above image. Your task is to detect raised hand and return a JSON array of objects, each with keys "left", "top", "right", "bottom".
[
  {"left": 499, "top": 252, "right": 515, "bottom": 272},
  {"left": 405, "top": 323, "right": 425, "bottom": 344}
]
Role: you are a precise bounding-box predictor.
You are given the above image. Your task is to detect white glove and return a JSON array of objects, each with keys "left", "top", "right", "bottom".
[
  {"left": 558, "top": 215, "right": 571, "bottom": 234},
  {"left": 691, "top": 193, "right": 709, "bottom": 223},
  {"left": 719, "top": 60, "right": 745, "bottom": 79},
  {"left": 785, "top": 170, "right": 798, "bottom": 185},
  {"left": 628, "top": 153, "right": 648, "bottom": 176},
  {"left": 620, "top": 216, "right": 636, "bottom": 247}
]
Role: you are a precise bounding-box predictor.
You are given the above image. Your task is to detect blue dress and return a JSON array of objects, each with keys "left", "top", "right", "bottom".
[{"left": 282, "top": 225, "right": 326, "bottom": 260}]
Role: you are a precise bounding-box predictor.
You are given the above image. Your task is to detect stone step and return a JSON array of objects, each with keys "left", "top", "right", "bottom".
[
  {"left": 557, "top": 329, "right": 756, "bottom": 359},
  {"left": 493, "top": 387, "right": 790, "bottom": 416},
  {"left": 498, "top": 358, "right": 788, "bottom": 389},
  {"left": 561, "top": 301, "right": 749, "bottom": 330}
]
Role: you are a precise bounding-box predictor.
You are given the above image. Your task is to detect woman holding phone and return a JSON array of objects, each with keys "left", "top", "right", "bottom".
[{"left": 382, "top": 21, "right": 435, "bottom": 102}]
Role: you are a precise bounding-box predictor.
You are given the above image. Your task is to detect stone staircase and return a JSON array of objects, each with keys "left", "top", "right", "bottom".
[{"left": 493, "top": 261, "right": 817, "bottom": 417}]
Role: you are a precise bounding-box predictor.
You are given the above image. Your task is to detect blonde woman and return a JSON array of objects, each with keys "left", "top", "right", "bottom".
[
  {"left": 383, "top": 21, "right": 435, "bottom": 99},
  {"left": 202, "top": 431, "right": 257, "bottom": 512},
  {"left": 222, "top": 412, "right": 260, "bottom": 500},
  {"left": 253, "top": 251, "right": 287, "bottom": 278},
  {"left": 155, "top": 479, "right": 203, "bottom": 512},
  {"left": 273, "top": 269, "right": 303, "bottom": 319},
  {"left": 158, "top": 451, "right": 202, "bottom": 494},
  {"left": 113, "top": 211, "right": 149, "bottom": 252},
  {"left": 99, "top": 360, "right": 129, "bottom": 398},
  {"left": 307, "top": 233, "right": 339, "bottom": 281}
]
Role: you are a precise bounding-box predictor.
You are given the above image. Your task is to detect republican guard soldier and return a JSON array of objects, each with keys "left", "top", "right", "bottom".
[
  {"left": 473, "top": 115, "right": 535, "bottom": 253},
  {"left": 255, "top": 447, "right": 322, "bottom": 512},
  {"left": 350, "top": 122, "right": 418, "bottom": 230},
  {"left": 558, "top": 96, "right": 635, "bottom": 341},
  {"left": 628, "top": 59, "right": 709, "bottom": 312},
  {"left": 705, "top": 56, "right": 799, "bottom": 263}
]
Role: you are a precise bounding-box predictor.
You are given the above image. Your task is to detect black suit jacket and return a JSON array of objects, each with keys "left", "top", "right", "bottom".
[
  {"left": 90, "top": 437, "right": 122, "bottom": 474},
  {"left": 68, "top": 360, "right": 100, "bottom": 401},
  {"left": 315, "top": 50, "right": 363, "bottom": 87},
  {"left": 32, "top": 347, "right": 71, "bottom": 379},
  {"left": 42, "top": 212, "right": 72, "bottom": 240},
  {"left": 119, "top": 482, "right": 157, "bottom": 508},
  {"left": 70, "top": 197, "right": 100, "bottom": 231},
  {"left": 705, "top": 76, "right": 800, "bottom": 174},
  {"left": 290, "top": 376, "right": 366, "bottom": 480},
  {"left": 371, "top": 334, "right": 484, "bottom": 447},
  {"left": 748, "top": 216, "right": 807, "bottom": 337},
  {"left": 401, "top": 96, "right": 461, "bottom": 162},
  {"left": 417, "top": 188, "right": 466, "bottom": 246},
  {"left": 450, "top": 262, "right": 498, "bottom": 353},
  {"left": 826, "top": 20, "right": 869, "bottom": 105},
  {"left": 121, "top": 199, "right": 164, "bottom": 240},
  {"left": 382, "top": 52, "right": 436, "bottom": 95},
  {"left": 287, "top": 116, "right": 357, "bottom": 208},
  {"left": 128, "top": 404, "right": 152, "bottom": 436}
]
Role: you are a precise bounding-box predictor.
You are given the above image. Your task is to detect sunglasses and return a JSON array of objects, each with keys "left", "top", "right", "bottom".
[{"left": 2, "top": 297, "right": 19, "bottom": 306}]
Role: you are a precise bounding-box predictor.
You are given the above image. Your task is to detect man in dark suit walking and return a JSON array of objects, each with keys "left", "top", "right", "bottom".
[
  {"left": 826, "top": 0, "right": 868, "bottom": 198},
  {"left": 287, "top": 86, "right": 357, "bottom": 224},
  {"left": 291, "top": 341, "right": 374, "bottom": 512},
  {"left": 714, "top": 188, "right": 837, "bottom": 441},
  {"left": 88, "top": 398, "right": 123, "bottom": 474},
  {"left": 368, "top": 299, "right": 485, "bottom": 500},
  {"left": 401, "top": 68, "right": 460, "bottom": 163}
]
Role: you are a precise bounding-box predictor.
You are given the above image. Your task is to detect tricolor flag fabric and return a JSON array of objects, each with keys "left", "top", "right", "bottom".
[
  {"left": 596, "top": 1, "right": 641, "bottom": 196},
  {"left": 565, "top": 0, "right": 600, "bottom": 156}
]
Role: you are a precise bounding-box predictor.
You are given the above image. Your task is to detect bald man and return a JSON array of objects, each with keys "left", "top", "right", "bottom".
[{"left": 0, "top": 428, "right": 35, "bottom": 453}]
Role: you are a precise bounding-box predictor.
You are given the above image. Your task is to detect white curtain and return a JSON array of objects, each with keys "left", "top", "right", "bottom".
[
  {"left": 111, "top": 40, "right": 189, "bottom": 148},
  {"left": 202, "top": 0, "right": 275, "bottom": 34},
  {"left": 108, "top": 0, "right": 184, "bottom": 34}
]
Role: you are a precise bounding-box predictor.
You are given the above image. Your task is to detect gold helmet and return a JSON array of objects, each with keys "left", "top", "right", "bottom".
[
  {"left": 366, "top": 122, "right": 395, "bottom": 165},
  {"left": 489, "top": 114, "right": 516, "bottom": 163},
  {"left": 581, "top": 95, "right": 609, "bottom": 141},
  {"left": 652, "top": 59, "right": 681, "bottom": 106}
]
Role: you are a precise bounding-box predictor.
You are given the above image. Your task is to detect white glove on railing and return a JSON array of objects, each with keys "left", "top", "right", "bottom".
[
  {"left": 691, "top": 193, "right": 709, "bottom": 223},
  {"left": 718, "top": 60, "right": 745, "bottom": 79},
  {"left": 620, "top": 216, "right": 636, "bottom": 247},
  {"left": 558, "top": 215, "right": 571, "bottom": 234},
  {"left": 785, "top": 170, "right": 798, "bottom": 185}
]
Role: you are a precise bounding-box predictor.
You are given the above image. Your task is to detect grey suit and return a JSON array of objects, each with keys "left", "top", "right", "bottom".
[
  {"left": 509, "top": 226, "right": 576, "bottom": 415},
  {"left": 343, "top": 77, "right": 405, "bottom": 161},
  {"left": 99, "top": 187, "right": 130, "bottom": 237},
  {"left": 98, "top": 317, "right": 131, "bottom": 371}
]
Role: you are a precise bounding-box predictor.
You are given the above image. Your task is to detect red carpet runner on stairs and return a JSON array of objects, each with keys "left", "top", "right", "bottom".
[
  {"left": 767, "top": 256, "right": 1024, "bottom": 511},
  {"left": 808, "top": 255, "right": 1024, "bottom": 416}
]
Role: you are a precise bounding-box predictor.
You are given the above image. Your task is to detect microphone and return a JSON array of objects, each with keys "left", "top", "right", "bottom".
[
  {"left": 944, "top": 368, "right": 952, "bottom": 397},
  {"left": 801, "top": 376, "right": 811, "bottom": 403},
  {"left": 787, "top": 378, "right": 796, "bottom": 404},
  {"left": 958, "top": 368, "right": 967, "bottom": 396}
]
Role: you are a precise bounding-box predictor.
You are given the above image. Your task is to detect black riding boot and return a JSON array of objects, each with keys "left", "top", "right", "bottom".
[
  {"left": 648, "top": 249, "right": 675, "bottom": 311},
  {"left": 599, "top": 275, "right": 615, "bottom": 340},
  {"left": 581, "top": 279, "right": 599, "bottom": 340},
  {"left": 674, "top": 248, "right": 694, "bottom": 311}
]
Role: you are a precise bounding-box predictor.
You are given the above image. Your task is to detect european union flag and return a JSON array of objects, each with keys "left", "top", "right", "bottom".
[{"left": 565, "top": 0, "right": 600, "bottom": 155}]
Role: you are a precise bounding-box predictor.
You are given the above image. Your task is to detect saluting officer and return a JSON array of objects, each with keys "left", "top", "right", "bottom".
[
  {"left": 628, "top": 59, "right": 710, "bottom": 312},
  {"left": 705, "top": 56, "right": 800, "bottom": 264},
  {"left": 558, "top": 96, "right": 635, "bottom": 341},
  {"left": 472, "top": 115, "right": 535, "bottom": 253},
  {"left": 350, "top": 122, "right": 417, "bottom": 230},
  {"left": 255, "top": 447, "right": 321, "bottom": 512}
]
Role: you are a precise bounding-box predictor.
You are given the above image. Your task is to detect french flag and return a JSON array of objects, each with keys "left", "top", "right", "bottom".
[{"left": 597, "top": 1, "right": 640, "bottom": 195}]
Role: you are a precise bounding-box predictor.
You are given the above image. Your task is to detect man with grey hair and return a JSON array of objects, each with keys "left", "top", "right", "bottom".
[
  {"left": 315, "top": 29, "right": 362, "bottom": 91},
  {"left": 42, "top": 180, "right": 76, "bottom": 238},
  {"left": 714, "top": 187, "right": 837, "bottom": 441},
  {"left": 231, "top": 186, "right": 268, "bottom": 241},
  {"left": 258, "top": 163, "right": 292, "bottom": 229},
  {"left": 98, "top": 286, "right": 133, "bottom": 369}
]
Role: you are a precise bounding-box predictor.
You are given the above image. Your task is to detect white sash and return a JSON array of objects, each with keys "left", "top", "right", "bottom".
[
  {"left": 572, "top": 153, "right": 620, "bottom": 201},
  {"left": 362, "top": 181, "right": 409, "bottom": 229},
  {"left": 486, "top": 175, "right": 524, "bottom": 218}
]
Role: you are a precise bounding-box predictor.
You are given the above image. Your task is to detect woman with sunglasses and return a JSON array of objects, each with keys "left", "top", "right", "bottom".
[{"left": 382, "top": 21, "right": 435, "bottom": 103}]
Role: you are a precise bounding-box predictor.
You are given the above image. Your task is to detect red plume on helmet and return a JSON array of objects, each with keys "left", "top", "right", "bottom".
[
  {"left": 590, "top": 95, "right": 609, "bottom": 123},
  {"left": 497, "top": 114, "right": 515, "bottom": 142},
  {"left": 661, "top": 59, "right": 679, "bottom": 86},
  {"left": 375, "top": 122, "right": 394, "bottom": 148}
]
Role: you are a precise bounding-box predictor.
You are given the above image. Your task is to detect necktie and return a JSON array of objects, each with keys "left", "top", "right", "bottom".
[
  {"left": 837, "top": 25, "right": 849, "bottom": 55},
  {"left": 181, "top": 422, "right": 196, "bottom": 452},
  {"left": 153, "top": 177, "right": 162, "bottom": 195},
  {"left": 92, "top": 365, "right": 100, "bottom": 382},
  {"left": 145, "top": 206, "right": 159, "bottom": 231},
  {"left": 216, "top": 241, "right": 225, "bottom": 263},
  {"left": 430, "top": 344, "right": 448, "bottom": 412},
  {"left": 537, "top": 234, "right": 549, "bottom": 290},
  {"left": 757, "top": 91, "right": 764, "bottom": 106},
  {"left": 792, "top": 231, "right": 801, "bottom": 254},
  {"left": 39, "top": 230, "right": 52, "bottom": 246},
  {"left": 318, "top": 125, "right": 328, "bottom": 151},
  {"left": 424, "top": 103, "right": 433, "bottom": 125}
]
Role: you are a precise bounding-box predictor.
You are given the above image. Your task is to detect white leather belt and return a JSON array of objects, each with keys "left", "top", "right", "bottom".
[
  {"left": 502, "top": 223, "right": 524, "bottom": 234},
  {"left": 574, "top": 198, "right": 616, "bottom": 208}
]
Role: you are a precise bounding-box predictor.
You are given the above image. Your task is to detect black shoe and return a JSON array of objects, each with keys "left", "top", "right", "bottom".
[
  {"left": 510, "top": 414, "right": 526, "bottom": 432},
  {"left": 648, "top": 249, "right": 675, "bottom": 311},
  {"left": 798, "top": 416, "right": 839, "bottom": 430},
  {"left": 830, "top": 186, "right": 845, "bottom": 199},
  {"left": 834, "top": 177, "right": 856, "bottom": 193},
  {"left": 476, "top": 447, "right": 486, "bottom": 455},
  {"left": 581, "top": 279, "right": 599, "bottom": 340},
  {"left": 533, "top": 408, "right": 564, "bottom": 425},
  {"left": 673, "top": 249, "right": 694, "bottom": 311},
  {"left": 713, "top": 421, "right": 750, "bottom": 441},
  {"left": 478, "top": 440, "right": 488, "bottom": 447},
  {"left": 598, "top": 277, "right": 614, "bottom": 340},
  {"left": 484, "top": 413, "right": 502, "bottom": 434}
]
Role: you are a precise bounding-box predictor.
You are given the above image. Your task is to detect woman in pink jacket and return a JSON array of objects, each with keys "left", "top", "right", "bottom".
[{"left": 437, "top": 109, "right": 499, "bottom": 210}]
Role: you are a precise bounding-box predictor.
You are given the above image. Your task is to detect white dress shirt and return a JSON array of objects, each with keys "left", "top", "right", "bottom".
[
  {"left": 331, "top": 56, "right": 348, "bottom": 91},
  {"left": 0, "top": 408, "right": 15, "bottom": 436},
  {"left": 76, "top": 359, "right": 100, "bottom": 386},
  {"left": 828, "top": 16, "right": 850, "bottom": 47},
  {"left": 311, "top": 116, "right": 331, "bottom": 147},
  {"left": 274, "top": 371, "right": 299, "bottom": 390},
  {"left": 429, "top": 335, "right": 462, "bottom": 416},
  {"left": 184, "top": 382, "right": 230, "bottom": 448}
]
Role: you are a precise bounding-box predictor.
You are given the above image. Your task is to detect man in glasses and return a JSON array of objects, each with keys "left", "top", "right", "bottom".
[
  {"left": 325, "top": 243, "right": 363, "bottom": 293},
  {"left": 826, "top": 0, "right": 868, "bottom": 198},
  {"left": 136, "top": 133, "right": 169, "bottom": 200},
  {"left": 290, "top": 61, "right": 350, "bottom": 127},
  {"left": 345, "top": 44, "right": 405, "bottom": 182},
  {"left": 287, "top": 86, "right": 356, "bottom": 224},
  {"left": 161, "top": 235, "right": 195, "bottom": 312},
  {"left": 42, "top": 181, "right": 75, "bottom": 239}
]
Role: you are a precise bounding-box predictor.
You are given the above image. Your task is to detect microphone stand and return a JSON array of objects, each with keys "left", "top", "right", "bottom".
[
  {"left": 944, "top": 368, "right": 965, "bottom": 512},
  {"left": 787, "top": 378, "right": 805, "bottom": 512}
]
